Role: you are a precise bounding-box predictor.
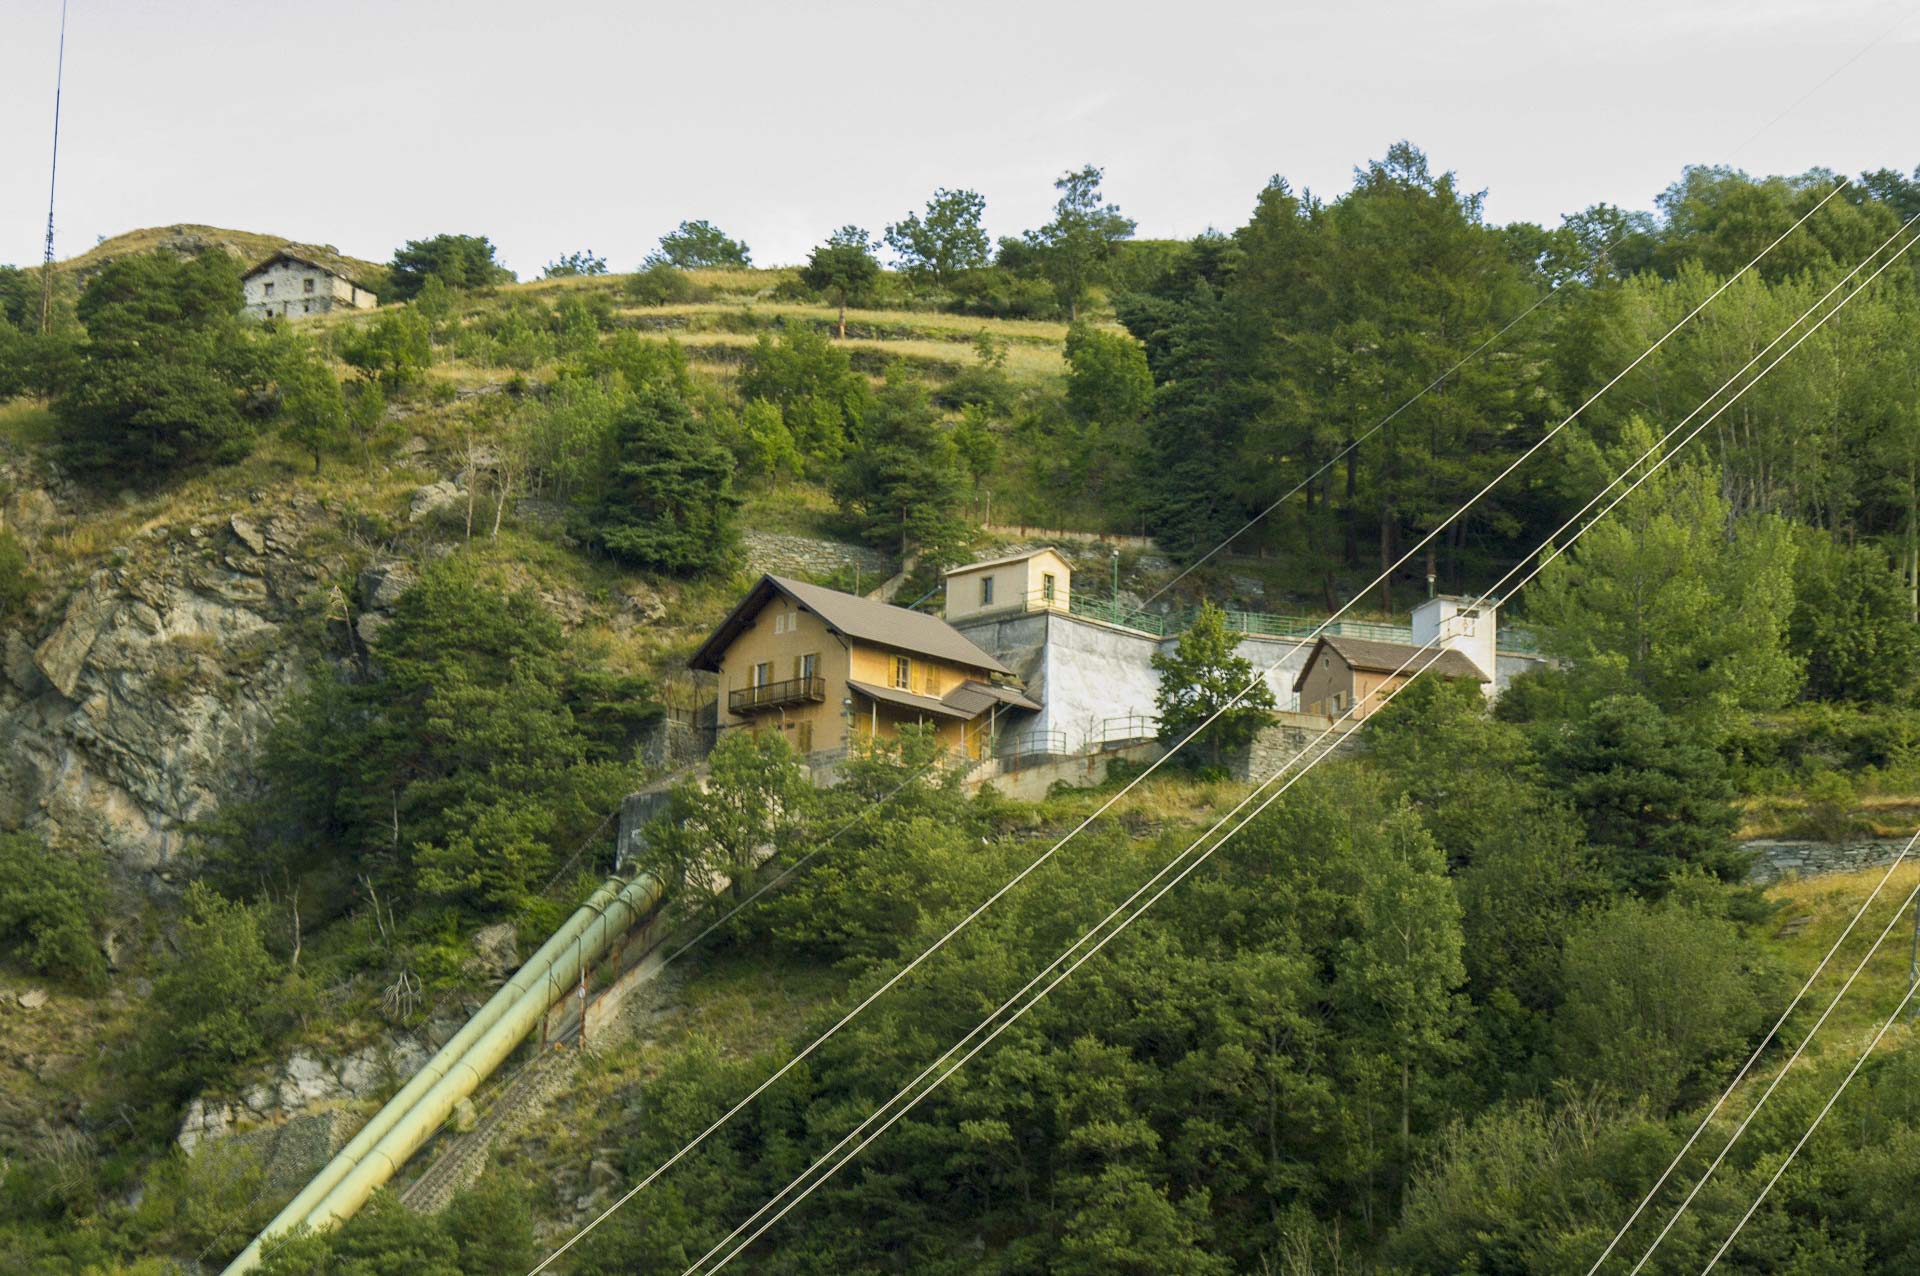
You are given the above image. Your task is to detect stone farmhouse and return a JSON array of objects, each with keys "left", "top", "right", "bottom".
[{"left": 241, "top": 251, "right": 378, "bottom": 321}]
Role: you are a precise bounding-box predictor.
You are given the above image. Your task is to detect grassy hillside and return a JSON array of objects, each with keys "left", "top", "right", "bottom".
[{"left": 56, "top": 223, "right": 389, "bottom": 294}]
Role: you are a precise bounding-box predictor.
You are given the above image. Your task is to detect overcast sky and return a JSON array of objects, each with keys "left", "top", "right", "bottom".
[{"left": 3, "top": 0, "right": 1915, "bottom": 278}]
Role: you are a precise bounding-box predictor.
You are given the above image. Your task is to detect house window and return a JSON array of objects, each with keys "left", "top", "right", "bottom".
[
  {"left": 797, "top": 652, "right": 818, "bottom": 682},
  {"left": 980, "top": 576, "right": 994, "bottom": 606},
  {"left": 751, "top": 662, "right": 771, "bottom": 688},
  {"left": 304, "top": 277, "right": 316, "bottom": 294},
  {"left": 1042, "top": 573, "right": 1057, "bottom": 603},
  {"left": 796, "top": 720, "right": 814, "bottom": 752},
  {"left": 892, "top": 655, "right": 912, "bottom": 690},
  {"left": 302, "top": 301, "right": 311, "bottom": 313},
  {"left": 263, "top": 282, "right": 274, "bottom": 296}
]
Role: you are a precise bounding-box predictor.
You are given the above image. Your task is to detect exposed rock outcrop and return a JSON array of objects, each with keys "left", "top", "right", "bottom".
[{"left": 0, "top": 502, "right": 343, "bottom": 867}]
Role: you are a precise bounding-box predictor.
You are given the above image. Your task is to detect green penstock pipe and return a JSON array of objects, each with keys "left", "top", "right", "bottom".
[
  {"left": 221, "top": 875, "right": 634, "bottom": 1274},
  {"left": 294, "top": 870, "right": 667, "bottom": 1238}
]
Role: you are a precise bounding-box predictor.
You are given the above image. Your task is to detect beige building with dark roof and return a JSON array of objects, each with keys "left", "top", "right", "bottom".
[
  {"left": 1293, "top": 635, "right": 1490, "bottom": 720},
  {"left": 688, "top": 575, "right": 1039, "bottom": 758}
]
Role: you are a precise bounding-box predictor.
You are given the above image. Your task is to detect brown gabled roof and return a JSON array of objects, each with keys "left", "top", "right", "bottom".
[
  {"left": 689, "top": 575, "right": 1011, "bottom": 676},
  {"left": 1291, "top": 635, "right": 1489, "bottom": 693}
]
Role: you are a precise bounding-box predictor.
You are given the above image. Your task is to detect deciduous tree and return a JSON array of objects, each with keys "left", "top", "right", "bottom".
[
  {"left": 885, "top": 187, "right": 991, "bottom": 287},
  {"left": 799, "top": 226, "right": 881, "bottom": 338}
]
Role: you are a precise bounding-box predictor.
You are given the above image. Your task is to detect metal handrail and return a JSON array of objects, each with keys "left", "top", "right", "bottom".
[{"left": 728, "top": 676, "right": 827, "bottom": 714}]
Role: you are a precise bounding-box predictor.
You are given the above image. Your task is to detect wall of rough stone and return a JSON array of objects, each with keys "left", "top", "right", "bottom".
[
  {"left": 1225, "top": 712, "right": 1364, "bottom": 785},
  {"left": 741, "top": 531, "right": 894, "bottom": 583}
]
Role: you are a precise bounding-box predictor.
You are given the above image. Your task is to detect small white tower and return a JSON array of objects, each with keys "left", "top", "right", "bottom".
[{"left": 1411, "top": 595, "right": 1496, "bottom": 694}]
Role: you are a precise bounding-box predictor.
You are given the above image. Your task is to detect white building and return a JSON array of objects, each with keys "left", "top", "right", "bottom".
[
  {"left": 944, "top": 549, "right": 1544, "bottom": 755},
  {"left": 241, "top": 251, "right": 378, "bottom": 322}
]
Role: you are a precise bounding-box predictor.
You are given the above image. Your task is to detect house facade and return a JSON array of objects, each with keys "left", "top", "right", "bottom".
[
  {"left": 943, "top": 547, "right": 1073, "bottom": 622},
  {"left": 1293, "top": 635, "right": 1489, "bottom": 720},
  {"left": 242, "top": 251, "right": 378, "bottom": 321},
  {"left": 688, "top": 575, "right": 1039, "bottom": 758}
]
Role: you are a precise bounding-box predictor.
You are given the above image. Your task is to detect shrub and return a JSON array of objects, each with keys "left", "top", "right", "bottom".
[
  {"left": 0, "top": 830, "right": 107, "bottom": 989},
  {"left": 624, "top": 262, "right": 704, "bottom": 306},
  {"left": 0, "top": 528, "right": 32, "bottom": 616},
  {"left": 339, "top": 309, "right": 433, "bottom": 391},
  {"left": 145, "top": 884, "right": 297, "bottom": 1100}
]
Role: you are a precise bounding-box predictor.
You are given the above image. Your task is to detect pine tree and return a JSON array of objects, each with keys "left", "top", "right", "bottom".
[{"left": 591, "top": 384, "right": 741, "bottom": 576}]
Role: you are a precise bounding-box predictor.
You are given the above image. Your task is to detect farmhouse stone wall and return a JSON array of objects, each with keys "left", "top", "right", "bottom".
[{"left": 243, "top": 259, "right": 376, "bottom": 321}]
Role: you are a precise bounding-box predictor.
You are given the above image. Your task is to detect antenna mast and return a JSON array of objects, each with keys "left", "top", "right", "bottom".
[{"left": 40, "top": 0, "right": 70, "bottom": 335}]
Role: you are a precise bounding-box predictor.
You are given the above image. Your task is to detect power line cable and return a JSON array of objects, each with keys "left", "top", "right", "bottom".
[
  {"left": 1698, "top": 978, "right": 1920, "bottom": 1274},
  {"left": 1623, "top": 873, "right": 1920, "bottom": 1275},
  {"left": 670, "top": 214, "right": 1920, "bottom": 1276},
  {"left": 1135, "top": 5, "right": 1909, "bottom": 613},
  {"left": 525, "top": 180, "right": 1852, "bottom": 1276},
  {"left": 526, "top": 181, "right": 1858, "bottom": 1274}
]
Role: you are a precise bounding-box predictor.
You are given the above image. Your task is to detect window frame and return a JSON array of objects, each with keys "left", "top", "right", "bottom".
[{"left": 892, "top": 655, "right": 912, "bottom": 690}]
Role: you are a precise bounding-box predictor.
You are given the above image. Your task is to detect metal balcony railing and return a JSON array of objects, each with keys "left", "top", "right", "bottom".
[{"left": 728, "top": 675, "right": 827, "bottom": 715}]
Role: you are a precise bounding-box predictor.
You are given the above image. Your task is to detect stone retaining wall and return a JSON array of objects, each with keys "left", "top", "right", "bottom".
[{"left": 741, "top": 531, "right": 893, "bottom": 582}]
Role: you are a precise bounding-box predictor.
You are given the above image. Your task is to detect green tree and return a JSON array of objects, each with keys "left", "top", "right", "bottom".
[
  {"left": 1151, "top": 602, "right": 1276, "bottom": 767},
  {"left": 1554, "top": 894, "right": 1774, "bottom": 1112},
  {"left": 649, "top": 219, "right": 752, "bottom": 269},
  {"left": 387, "top": 234, "right": 514, "bottom": 301},
  {"left": 1330, "top": 805, "right": 1466, "bottom": 1202},
  {"left": 738, "top": 319, "right": 871, "bottom": 468},
  {"left": 1528, "top": 424, "right": 1802, "bottom": 725},
  {"left": 251, "top": 557, "right": 653, "bottom": 914},
  {"left": 885, "top": 187, "right": 991, "bottom": 287},
  {"left": 830, "top": 363, "right": 969, "bottom": 558},
  {"left": 1062, "top": 322, "right": 1152, "bottom": 501},
  {"left": 799, "top": 225, "right": 881, "bottom": 339},
  {"left": 591, "top": 384, "right": 740, "bottom": 575},
  {"left": 1791, "top": 538, "right": 1920, "bottom": 703},
  {"left": 645, "top": 730, "right": 812, "bottom": 904},
  {"left": 734, "top": 397, "right": 802, "bottom": 485},
  {"left": 1539, "top": 693, "right": 1746, "bottom": 894},
  {"left": 0, "top": 830, "right": 107, "bottom": 989},
  {"left": 275, "top": 337, "right": 348, "bottom": 472},
  {"left": 56, "top": 250, "right": 269, "bottom": 478},
  {"left": 1024, "top": 164, "right": 1136, "bottom": 320},
  {"left": 339, "top": 308, "right": 433, "bottom": 392},
  {"left": 146, "top": 884, "right": 288, "bottom": 1098},
  {"left": 542, "top": 249, "right": 608, "bottom": 278}
]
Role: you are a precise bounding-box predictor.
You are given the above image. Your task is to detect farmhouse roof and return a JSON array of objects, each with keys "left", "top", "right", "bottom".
[
  {"left": 1290, "top": 635, "right": 1489, "bottom": 693},
  {"left": 242, "top": 249, "right": 377, "bottom": 293},
  {"left": 688, "top": 575, "right": 1011, "bottom": 676}
]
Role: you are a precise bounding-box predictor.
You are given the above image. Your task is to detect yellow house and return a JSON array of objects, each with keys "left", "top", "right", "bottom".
[
  {"left": 1293, "top": 636, "right": 1489, "bottom": 720},
  {"left": 943, "top": 547, "right": 1072, "bottom": 621},
  {"left": 689, "top": 575, "right": 1039, "bottom": 757}
]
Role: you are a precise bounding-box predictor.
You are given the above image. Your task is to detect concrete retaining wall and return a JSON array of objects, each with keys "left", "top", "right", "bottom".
[{"left": 967, "top": 742, "right": 1162, "bottom": 802}]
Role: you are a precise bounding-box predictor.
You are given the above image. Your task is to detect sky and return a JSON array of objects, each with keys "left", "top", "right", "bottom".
[{"left": 3, "top": 0, "right": 1916, "bottom": 279}]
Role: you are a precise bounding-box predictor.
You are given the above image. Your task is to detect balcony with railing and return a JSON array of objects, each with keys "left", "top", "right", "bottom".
[{"left": 728, "top": 675, "right": 827, "bottom": 715}]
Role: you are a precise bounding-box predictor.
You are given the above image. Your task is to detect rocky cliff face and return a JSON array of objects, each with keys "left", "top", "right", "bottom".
[{"left": 0, "top": 484, "right": 348, "bottom": 870}]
